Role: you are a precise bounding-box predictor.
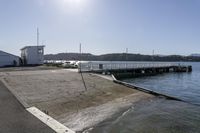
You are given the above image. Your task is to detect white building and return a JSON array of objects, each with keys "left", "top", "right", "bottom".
[
  {"left": 0, "top": 50, "right": 20, "bottom": 67},
  {"left": 21, "top": 45, "right": 45, "bottom": 65}
]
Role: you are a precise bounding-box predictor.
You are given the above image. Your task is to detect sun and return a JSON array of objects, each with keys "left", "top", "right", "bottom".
[
  {"left": 63, "top": 0, "right": 83, "bottom": 5},
  {"left": 58, "top": 0, "right": 88, "bottom": 13}
]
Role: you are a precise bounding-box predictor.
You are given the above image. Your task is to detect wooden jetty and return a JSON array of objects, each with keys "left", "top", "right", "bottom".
[{"left": 78, "top": 62, "right": 192, "bottom": 79}]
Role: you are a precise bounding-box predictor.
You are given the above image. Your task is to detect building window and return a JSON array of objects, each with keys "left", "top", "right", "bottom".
[{"left": 38, "top": 49, "right": 43, "bottom": 54}]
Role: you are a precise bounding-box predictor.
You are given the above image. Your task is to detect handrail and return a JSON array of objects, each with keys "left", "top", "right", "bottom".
[{"left": 78, "top": 62, "right": 181, "bottom": 72}]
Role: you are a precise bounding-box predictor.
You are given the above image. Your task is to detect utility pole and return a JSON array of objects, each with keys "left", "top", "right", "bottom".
[
  {"left": 79, "top": 43, "right": 87, "bottom": 91},
  {"left": 79, "top": 43, "right": 82, "bottom": 54},
  {"left": 126, "top": 48, "right": 128, "bottom": 53},
  {"left": 125, "top": 48, "right": 128, "bottom": 69},
  {"left": 152, "top": 50, "right": 155, "bottom": 62},
  {"left": 79, "top": 43, "right": 82, "bottom": 71},
  {"left": 152, "top": 50, "right": 155, "bottom": 56},
  {"left": 126, "top": 48, "right": 128, "bottom": 61}
]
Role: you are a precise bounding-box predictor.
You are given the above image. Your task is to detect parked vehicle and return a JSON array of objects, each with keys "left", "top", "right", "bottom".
[{"left": 62, "top": 61, "right": 78, "bottom": 68}]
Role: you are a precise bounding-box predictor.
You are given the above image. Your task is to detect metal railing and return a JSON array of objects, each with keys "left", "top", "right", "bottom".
[{"left": 78, "top": 62, "right": 180, "bottom": 72}]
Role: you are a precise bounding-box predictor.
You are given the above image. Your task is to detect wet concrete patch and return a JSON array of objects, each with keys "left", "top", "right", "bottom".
[{"left": 89, "top": 98, "right": 200, "bottom": 133}]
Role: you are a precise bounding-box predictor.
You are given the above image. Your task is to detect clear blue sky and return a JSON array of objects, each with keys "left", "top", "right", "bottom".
[{"left": 0, "top": 0, "right": 200, "bottom": 56}]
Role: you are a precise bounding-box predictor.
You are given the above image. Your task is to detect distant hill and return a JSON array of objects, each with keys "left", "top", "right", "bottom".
[
  {"left": 190, "top": 54, "right": 200, "bottom": 57},
  {"left": 44, "top": 53, "right": 200, "bottom": 62},
  {"left": 44, "top": 53, "right": 95, "bottom": 60}
]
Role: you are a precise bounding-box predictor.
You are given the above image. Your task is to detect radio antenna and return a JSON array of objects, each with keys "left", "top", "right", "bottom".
[{"left": 37, "top": 27, "right": 39, "bottom": 46}]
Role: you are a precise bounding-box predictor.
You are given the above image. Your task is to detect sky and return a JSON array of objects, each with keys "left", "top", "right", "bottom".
[{"left": 0, "top": 0, "right": 200, "bottom": 56}]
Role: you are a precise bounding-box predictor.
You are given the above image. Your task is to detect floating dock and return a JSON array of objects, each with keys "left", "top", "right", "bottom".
[{"left": 79, "top": 62, "right": 192, "bottom": 79}]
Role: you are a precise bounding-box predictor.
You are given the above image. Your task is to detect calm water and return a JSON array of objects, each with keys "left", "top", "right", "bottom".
[
  {"left": 123, "top": 62, "right": 200, "bottom": 105},
  {"left": 87, "top": 62, "right": 200, "bottom": 133}
]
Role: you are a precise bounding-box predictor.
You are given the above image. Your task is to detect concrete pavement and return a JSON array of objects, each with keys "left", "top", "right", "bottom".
[
  {"left": 2, "top": 69, "right": 154, "bottom": 132},
  {"left": 0, "top": 81, "right": 55, "bottom": 133}
]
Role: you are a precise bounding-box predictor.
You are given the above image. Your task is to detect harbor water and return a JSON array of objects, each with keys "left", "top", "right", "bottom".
[
  {"left": 87, "top": 62, "right": 200, "bottom": 133},
  {"left": 123, "top": 62, "right": 200, "bottom": 105}
]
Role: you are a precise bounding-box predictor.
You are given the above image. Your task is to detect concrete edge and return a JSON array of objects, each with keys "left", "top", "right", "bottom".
[
  {"left": 27, "top": 107, "right": 75, "bottom": 133},
  {"left": 111, "top": 74, "right": 117, "bottom": 81},
  {"left": 111, "top": 74, "right": 184, "bottom": 102},
  {"left": 0, "top": 78, "right": 30, "bottom": 108},
  {"left": 90, "top": 73, "right": 114, "bottom": 81}
]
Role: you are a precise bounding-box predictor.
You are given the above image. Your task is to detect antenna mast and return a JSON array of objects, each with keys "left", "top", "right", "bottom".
[{"left": 37, "top": 28, "right": 39, "bottom": 46}]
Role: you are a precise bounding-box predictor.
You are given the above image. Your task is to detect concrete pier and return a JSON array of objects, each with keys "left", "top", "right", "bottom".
[{"left": 79, "top": 62, "right": 192, "bottom": 79}]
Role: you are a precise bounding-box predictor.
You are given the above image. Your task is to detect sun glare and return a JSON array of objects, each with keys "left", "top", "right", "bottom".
[
  {"left": 63, "top": 0, "right": 83, "bottom": 5},
  {"left": 58, "top": 0, "right": 88, "bottom": 13}
]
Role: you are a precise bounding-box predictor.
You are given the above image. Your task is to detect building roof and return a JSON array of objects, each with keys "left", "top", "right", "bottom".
[
  {"left": 0, "top": 50, "right": 20, "bottom": 58},
  {"left": 21, "top": 45, "right": 45, "bottom": 50}
]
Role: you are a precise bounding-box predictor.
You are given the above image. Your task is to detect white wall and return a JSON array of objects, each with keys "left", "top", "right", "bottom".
[
  {"left": 21, "top": 46, "right": 44, "bottom": 65},
  {"left": 0, "top": 51, "right": 20, "bottom": 67}
]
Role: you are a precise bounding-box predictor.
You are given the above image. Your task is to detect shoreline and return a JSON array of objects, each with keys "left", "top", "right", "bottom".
[
  {"left": 1, "top": 67, "right": 200, "bottom": 133},
  {"left": 0, "top": 67, "right": 155, "bottom": 132},
  {"left": 87, "top": 98, "right": 200, "bottom": 133}
]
